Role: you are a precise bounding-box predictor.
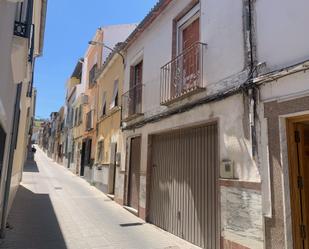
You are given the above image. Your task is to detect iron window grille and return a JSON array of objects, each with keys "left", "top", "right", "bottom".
[{"left": 14, "top": 0, "right": 33, "bottom": 38}]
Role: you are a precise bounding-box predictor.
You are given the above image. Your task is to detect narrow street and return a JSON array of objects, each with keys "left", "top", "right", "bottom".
[{"left": 0, "top": 147, "right": 198, "bottom": 249}]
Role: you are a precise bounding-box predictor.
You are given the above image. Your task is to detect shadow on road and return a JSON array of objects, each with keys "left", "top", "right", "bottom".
[
  {"left": 23, "top": 159, "right": 40, "bottom": 173},
  {"left": 0, "top": 186, "right": 67, "bottom": 249}
]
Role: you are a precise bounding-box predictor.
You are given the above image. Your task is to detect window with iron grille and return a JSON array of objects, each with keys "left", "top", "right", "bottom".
[
  {"left": 160, "top": 4, "right": 203, "bottom": 104},
  {"left": 89, "top": 64, "right": 97, "bottom": 88},
  {"left": 86, "top": 110, "right": 93, "bottom": 131}
]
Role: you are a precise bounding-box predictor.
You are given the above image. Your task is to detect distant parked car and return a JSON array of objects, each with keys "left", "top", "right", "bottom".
[{"left": 31, "top": 147, "right": 36, "bottom": 153}]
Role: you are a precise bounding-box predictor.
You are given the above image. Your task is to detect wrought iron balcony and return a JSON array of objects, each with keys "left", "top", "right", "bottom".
[
  {"left": 160, "top": 42, "right": 207, "bottom": 104},
  {"left": 14, "top": 0, "right": 33, "bottom": 38},
  {"left": 121, "top": 83, "right": 144, "bottom": 121}
]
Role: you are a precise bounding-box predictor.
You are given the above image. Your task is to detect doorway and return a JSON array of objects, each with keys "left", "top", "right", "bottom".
[
  {"left": 0, "top": 125, "right": 6, "bottom": 177},
  {"left": 287, "top": 115, "right": 309, "bottom": 249},
  {"left": 108, "top": 143, "right": 117, "bottom": 195},
  {"left": 127, "top": 136, "right": 141, "bottom": 211},
  {"left": 80, "top": 142, "right": 86, "bottom": 176}
]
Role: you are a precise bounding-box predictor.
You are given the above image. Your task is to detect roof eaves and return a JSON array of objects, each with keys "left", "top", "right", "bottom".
[{"left": 123, "top": 0, "right": 173, "bottom": 50}]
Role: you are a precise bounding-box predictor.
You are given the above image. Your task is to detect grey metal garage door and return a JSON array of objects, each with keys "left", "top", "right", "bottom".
[{"left": 149, "top": 123, "right": 218, "bottom": 249}]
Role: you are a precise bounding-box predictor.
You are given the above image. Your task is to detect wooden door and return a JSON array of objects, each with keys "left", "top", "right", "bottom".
[
  {"left": 80, "top": 141, "right": 86, "bottom": 176},
  {"left": 288, "top": 122, "right": 309, "bottom": 249},
  {"left": 129, "top": 62, "right": 143, "bottom": 116},
  {"left": 128, "top": 137, "right": 141, "bottom": 211},
  {"left": 108, "top": 143, "right": 117, "bottom": 195},
  {"left": 182, "top": 18, "right": 200, "bottom": 89}
]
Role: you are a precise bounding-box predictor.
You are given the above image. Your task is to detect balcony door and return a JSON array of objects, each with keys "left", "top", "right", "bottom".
[
  {"left": 129, "top": 61, "right": 143, "bottom": 116},
  {"left": 182, "top": 17, "right": 200, "bottom": 87},
  {"left": 175, "top": 4, "right": 200, "bottom": 94}
]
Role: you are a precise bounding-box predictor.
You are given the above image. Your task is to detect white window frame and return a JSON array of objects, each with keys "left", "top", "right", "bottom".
[{"left": 176, "top": 4, "right": 200, "bottom": 55}]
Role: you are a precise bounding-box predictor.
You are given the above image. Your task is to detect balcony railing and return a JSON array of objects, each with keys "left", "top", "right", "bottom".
[
  {"left": 121, "top": 83, "right": 144, "bottom": 121},
  {"left": 14, "top": 0, "right": 33, "bottom": 38},
  {"left": 160, "top": 42, "right": 207, "bottom": 104}
]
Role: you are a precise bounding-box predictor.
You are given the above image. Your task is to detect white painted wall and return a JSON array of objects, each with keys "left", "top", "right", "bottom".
[
  {"left": 102, "top": 24, "right": 137, "bottom": 63},
  {"left": 256, "top": 0, "right": 309, "bottom": 71},
  {"left": 121, "top": 93, "right": 262, "bottom": 247},
  {"left": 0, "top": 0, "right": 17, "bottom": 133},
  {"left": 259, "top": 70, "right": 309, "bottom": 102},
  {"left": 123, "top": 0, "right": 245, "bottom": 117},
  {"left": 75, "top": 24, "right": 136, "bottom": 102},
  {"left": 75, "top": 58, "right": 88, "bottom": 98},
  {"left": 122, "top": 94, "right": 260, "bottom": 182}
]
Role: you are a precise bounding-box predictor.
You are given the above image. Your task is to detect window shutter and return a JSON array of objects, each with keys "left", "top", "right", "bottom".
[
  {"left": 110, "top": 79, "right": 119, "bottom": 109},
  {"left": 101, "top": 91, "right": 106, "bottom": 117},
  {"left": 137, "top": 62, "right": 143, "bottom": 85},
  {"left": 79, "top": 105, "right": 82, "bottom": 124},
  {"left": 130, "top": 66, "right": 135, "bottom": 88}
]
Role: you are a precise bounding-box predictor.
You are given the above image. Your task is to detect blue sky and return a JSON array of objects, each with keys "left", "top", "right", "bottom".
[{"left": 34, "top": 0, "right": 157, "bottom": 119}]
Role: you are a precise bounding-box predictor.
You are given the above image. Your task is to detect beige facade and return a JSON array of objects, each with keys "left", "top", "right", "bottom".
[
  {"left": 95, "top": 52, "right": 124, "bottom": 199},
  {"left": 72, "top": 94, "right": 85, "bottom": 175}
]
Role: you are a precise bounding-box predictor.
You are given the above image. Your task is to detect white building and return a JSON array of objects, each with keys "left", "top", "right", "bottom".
[
  {"left": 0, "top": 0, "right": 47, "bottom": 237},
  {"left": 255, "top": 0, "right": 309, "bottom": 248},
  {"left": 120, "top": 0, "right": 262, "bottom": 248}
]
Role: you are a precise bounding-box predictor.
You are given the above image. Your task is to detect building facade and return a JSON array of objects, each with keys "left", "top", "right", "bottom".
[
  {"left": 254, "top": 0, "right": 309, "bottom": 248},
  {"left": 94, "top": 44, "right": 124, "bottom": 200},
  {"left": 63, "top": 62, "right": 82, "bottom": 172},
  {"left": 0, "top": 0, "right": 47, "bottom": 237},
  {"left": 34, "top": 0, "right": 309, "bottom": 248},
  {"left": 79, "top": 24, "right": 136, "bottom": 182},
  {"left": 120, "top": 0, "right": 261, "bottom": 248}
]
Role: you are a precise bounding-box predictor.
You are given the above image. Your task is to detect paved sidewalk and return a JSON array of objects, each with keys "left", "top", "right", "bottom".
[{"left": 0, "top": 147, "right": 200, "bottom": 249}]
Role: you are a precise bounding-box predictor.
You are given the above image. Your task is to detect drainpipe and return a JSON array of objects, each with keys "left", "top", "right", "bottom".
[{"left": 0, "top": 83, "right": 22, "bottom": 238}]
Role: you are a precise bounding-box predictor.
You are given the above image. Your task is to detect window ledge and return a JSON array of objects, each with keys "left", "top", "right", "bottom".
[{"left": 98, "top": 107, "right": 121, "bottom": 123}]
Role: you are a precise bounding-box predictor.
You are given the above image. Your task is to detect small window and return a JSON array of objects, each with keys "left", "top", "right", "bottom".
[
  {"left": 74, "top": 108, "right": 78, "bottom": 126},
  {"left": 78, "top": 105, "right": 83, "bottom": 124},
  {"left": 86, "top": 110, "right": 93, "bottom": 131},
  {"left": 101, "top": 91, "right": 107, "bottom": 117},
  {"left": 97, "top": 140, "right": 104, "bottom": 162},
  {"left": 71, "top": 141, "right": 75, "bottom": 163},
  {"left": 89, "top": 64, "right": 97, "bottom": 87},
  {"left": 110, "top": 79, "right": 119, "bottom": 109}
]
